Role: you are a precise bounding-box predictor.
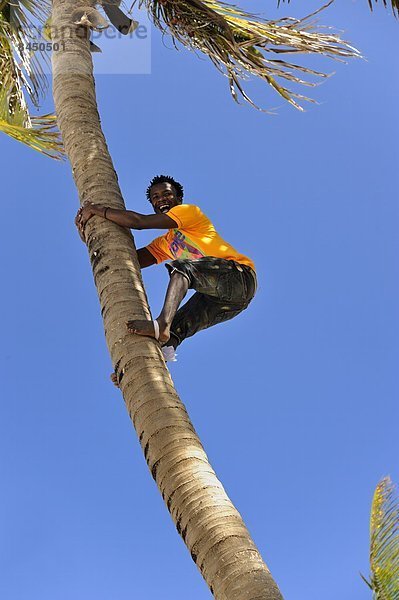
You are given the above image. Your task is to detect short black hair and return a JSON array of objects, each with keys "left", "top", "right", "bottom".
[{"left": 146, "top": 175, "right": 184, "bottom": 201}]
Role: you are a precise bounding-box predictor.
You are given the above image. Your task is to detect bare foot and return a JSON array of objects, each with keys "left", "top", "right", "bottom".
[
  {"left": 110, "top": 372, "right": 119, "bottom": 388},
  {"left": 126, "top": 318, "right": 170, "bottom": 344}
]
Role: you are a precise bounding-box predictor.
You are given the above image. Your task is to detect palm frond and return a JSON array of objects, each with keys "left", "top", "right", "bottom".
[
  {"left": 0, "top": 111, "right": 64, "bottom": 157},
  {"left": 278, "top": 0, "right": 399, "bottom": 18},
  {"left": 367, "top": 0, "right": 399, "bottom": 15},
  {"left": 138, "top": 0, "right": 360, "bottom": 110},
  {"left": 0, "top": 1, "right": 63, "bottom": 157},
  {"left": 0, "top": 0, "right": 51, "bottom": 105},
  {"left": 0, "top": 69, "right": 63, "bottom": 158},
  {"left": 369, "top": 477, "right": 399, "bottom": 600}
]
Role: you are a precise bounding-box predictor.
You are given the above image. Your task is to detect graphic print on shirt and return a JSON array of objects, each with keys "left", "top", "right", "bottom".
[{"left": 169, "top": 229, "right": 205, "bottom": 260}]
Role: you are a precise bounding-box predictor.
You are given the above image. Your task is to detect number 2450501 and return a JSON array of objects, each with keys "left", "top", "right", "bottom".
[{"left": 25, "top": 42, "right": 66, "bottom": 51}]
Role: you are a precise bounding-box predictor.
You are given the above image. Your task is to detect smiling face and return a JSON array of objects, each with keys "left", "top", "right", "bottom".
[{"left": 149, "top": 182, "right": 181, "bottom": 214}]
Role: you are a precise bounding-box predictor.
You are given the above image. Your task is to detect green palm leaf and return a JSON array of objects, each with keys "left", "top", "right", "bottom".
[
  {"left": 368, "top": 477, "right": 399, "bottom": 600},
  {"left": 0, "top": 111, "right": 63, "bottom": 158},
  {"left": 0, "top": 0, "right": 51, "bottom": 104},
  {"left": 0, "top": 72, "right": 63, "bottom": 157},
  {"left": 0, "top": 0, "right": 63, "bottom": 158},
  {"left": 139, "top": 0, "right": 360, "bottom": 110}
]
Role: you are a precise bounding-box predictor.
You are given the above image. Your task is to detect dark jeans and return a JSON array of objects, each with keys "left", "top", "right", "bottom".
[{"left": 165, "top": 257, "right": 257, "bottom": 348}]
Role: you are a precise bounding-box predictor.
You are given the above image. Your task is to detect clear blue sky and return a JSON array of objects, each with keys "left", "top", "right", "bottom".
[{"left": 1, "top": 2, "right": 398, "bottom": 599}]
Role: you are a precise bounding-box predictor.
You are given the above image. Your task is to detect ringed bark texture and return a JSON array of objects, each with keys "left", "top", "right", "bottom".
[{"left": 51, "top": 1, "right": 283, "bottom": 597}]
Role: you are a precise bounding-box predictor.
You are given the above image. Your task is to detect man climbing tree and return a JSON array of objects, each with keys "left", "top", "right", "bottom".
[{"left": 76, "top": 175, "right": 257, "bottom": 362}]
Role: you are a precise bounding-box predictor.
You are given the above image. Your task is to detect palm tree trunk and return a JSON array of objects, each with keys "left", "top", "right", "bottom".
[{"left": 51, "top": 2, "right": 283, "bottom": 598}]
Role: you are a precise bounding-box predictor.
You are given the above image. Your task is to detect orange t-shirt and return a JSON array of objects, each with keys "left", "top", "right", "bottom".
[{"left": 146, "top": 204, "right": 255, "bottom": 271}]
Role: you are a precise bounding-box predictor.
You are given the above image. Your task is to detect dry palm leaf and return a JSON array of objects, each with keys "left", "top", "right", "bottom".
[
  {"left": 136, "top": 0, "right": 360, "bottom": 110},
  {"left": 367, "top": 0, "right": 399, "bottom": 15},
  {"left": 278, "top": 0, "right": 399, "bottom": 18},
  {"left": 364, "top": 477, "right": 399, "bottom": 600}
]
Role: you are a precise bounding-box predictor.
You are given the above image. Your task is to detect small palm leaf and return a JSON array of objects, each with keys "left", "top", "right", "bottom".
[
  {"left": 0, "top": 69, "right": 63, "bottom": 158},
  {"left": 138, "top": 0, "right": 360, "bottom": 110},
  {"left": 0, "top": 110, "right": 64, "bottom": 158},
  {"left": 368, "top": 477, "right": 399, "bottom": 600},
  {"left": 278, "top": 0, "right": 399, "bottom": 18},
  {"left": 367, "top": 0, "right": 399, "bottom": 15}
]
